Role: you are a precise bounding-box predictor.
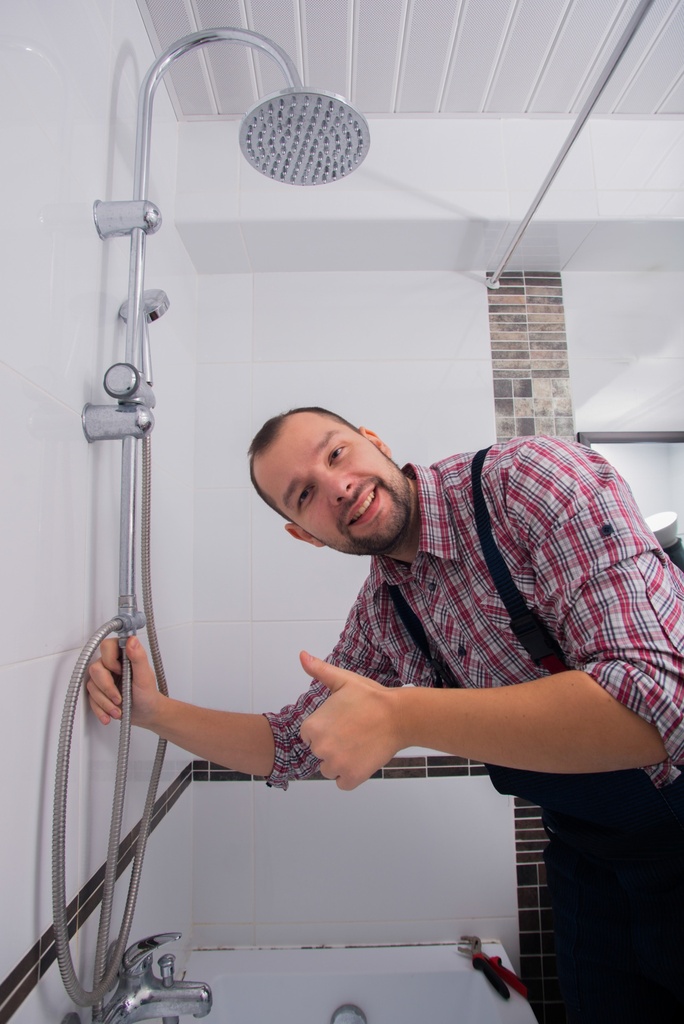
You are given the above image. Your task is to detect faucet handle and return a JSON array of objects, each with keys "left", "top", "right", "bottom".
[
  {"left": 158, "top": 953, "right": 176, "bottom": 988},
  {"left": 122, "top": 933, "right": 182, "bottom": 975}
]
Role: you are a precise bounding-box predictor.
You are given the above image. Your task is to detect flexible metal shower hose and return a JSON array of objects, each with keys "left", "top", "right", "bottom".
[{"left": 52, "top": 437, "right": 170, "bottom": 1008}]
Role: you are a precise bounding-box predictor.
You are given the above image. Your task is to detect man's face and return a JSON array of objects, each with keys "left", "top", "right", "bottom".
[{"left": 253, "top": 412, "right": 418, "bottom": 559}]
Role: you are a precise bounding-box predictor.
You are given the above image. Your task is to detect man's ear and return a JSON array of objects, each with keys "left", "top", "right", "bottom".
[
  {"left": 359, "top": 426, "right": 392, "bottom": 458},
  {"left": 284, "top": 522, "right": 326, "bottom": 548}
]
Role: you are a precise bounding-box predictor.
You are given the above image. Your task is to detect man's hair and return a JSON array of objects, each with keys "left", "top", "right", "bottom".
[{"left": 248, "top": 406, "right": 360, "bottom": 519}]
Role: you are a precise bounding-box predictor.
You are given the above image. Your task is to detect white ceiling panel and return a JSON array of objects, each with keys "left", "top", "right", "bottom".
[{"left": 135, "top": 0, "right": 684, "bottom": 118}]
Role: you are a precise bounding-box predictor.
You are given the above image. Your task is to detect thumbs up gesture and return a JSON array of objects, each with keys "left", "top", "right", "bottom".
[{"left": 298, "top": 651, "right": 404, "bottom": 790}]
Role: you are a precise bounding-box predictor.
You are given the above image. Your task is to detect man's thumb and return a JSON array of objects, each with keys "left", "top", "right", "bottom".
[
  {"left": 125, "top": 635, "right": 148, "bottom": 664},
  {"left": 299, "top": 650, "right": 345, "bottom": 692}
]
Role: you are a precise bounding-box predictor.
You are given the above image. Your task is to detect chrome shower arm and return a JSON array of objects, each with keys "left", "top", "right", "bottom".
[
  {"left": 123, "top": 28, "right": 304, "bottom": 372},
  {"left": 133, "top": 28, "right": 304, "bottom": 201}
]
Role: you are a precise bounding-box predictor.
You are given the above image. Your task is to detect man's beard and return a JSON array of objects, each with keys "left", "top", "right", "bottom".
[{"left": 328, "top": 463, "right": 415, "bottom": 557}]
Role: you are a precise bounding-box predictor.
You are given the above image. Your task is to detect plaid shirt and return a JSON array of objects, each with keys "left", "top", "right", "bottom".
[{"left": 264, "top": 436, "right": 684, "bottom": 789}]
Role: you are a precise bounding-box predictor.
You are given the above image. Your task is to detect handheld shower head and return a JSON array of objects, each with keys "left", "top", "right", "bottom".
[{"left": 239, "top": 88, "right": 370, "bottom": 185}]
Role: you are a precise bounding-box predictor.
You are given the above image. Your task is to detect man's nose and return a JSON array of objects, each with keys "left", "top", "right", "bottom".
[{"left": 333, "top": 480, "right": 353, "bottom": 503}]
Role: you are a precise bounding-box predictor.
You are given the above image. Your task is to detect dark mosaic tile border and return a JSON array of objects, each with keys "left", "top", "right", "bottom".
[
  {"left": 1, "top": 755, "right": 486, "bottom": 1023},
  {"left": 488, "top": 271, "right": 574, "bottom": 445},
  {"left": 487, "top": 270, "right": 574, "bottom": 1024}
]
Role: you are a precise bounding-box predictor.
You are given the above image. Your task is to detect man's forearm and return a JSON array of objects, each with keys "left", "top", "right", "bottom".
[
  {"left": 394, "top": 670, "right": 667, "bottom": 774},
  {"left": 147, "top": 696, "right": 276, "bottom": 777}
]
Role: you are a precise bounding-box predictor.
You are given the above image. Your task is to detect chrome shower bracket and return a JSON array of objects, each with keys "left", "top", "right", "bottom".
[
  {"left": 93, "top": 199, "right": 162, "bottom": 239},
  {"left": 82, "top": 363, "right": 156, "bottom": 442}
]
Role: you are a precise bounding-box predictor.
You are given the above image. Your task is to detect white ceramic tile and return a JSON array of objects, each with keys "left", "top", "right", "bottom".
[
  {"left": 177, "top": 122, "right": 243, "bottom": 197},
  {"left": 154, "top": 623, "right": 195, "bottom": 707},
  {"left": 253, "top": 777, "right": 516, "bottom": 928},
  {"left": 0, "top": 371, "right": 89, "bottom": 664},
  {"left": 563, "top": 221, "right": 684, "bottom": 272},
  {"left": 0, "top": 651, "right": 82, "bottom": 981},
  {"left": 34, "top": 0, "right": 112, "bottom": 122},
  {"left": 252, "top": 620, "right": 348, "bottom": 715},
  {"left": 196, "top": 274, "right": 253, "bottom": 364},
  {"left": 192, "top": 782, "right": 255, "bottom": 925},
  {"left": 563, "top": 271, "right": 684, "bottom": 361},
  {"left": 569, "top": 355, "right": 684, "bottom": 433},
  {"left": 191, "top": 923, "right": 257, "bottom": 948},
  {"left": 194, "top": 362, "right": 252, "bottom": 489},
  {"left": 121, "top": 789, "right": 194, "bottom": 941},
  {"left": 193, "top": 622, "right": 252, "bottom": 713},
  {"left": 146, "top": 478, "right": 195, "bottom": 628},
  {"left": 175, "top": 200, "right": 254, "bottom": 273},
  {"left": 239, "top": 212, "right": 501, "bottom": 273},
  {"left": 661, "top": 191, "right": 684, "bottom": 217},
  {"left": 194, "top": 488, "right": 251, "bottom": 622},
  {"left": 76, "top": 801, "right": 194, "bottom": 1002},
  {"left": 251, "top": 493, "right": 371, "bottom": 623},
  {"left": 250, "top": 356, "right": 497, "bottom": 471},
  {"left": 503, "top": 118, "right": 595, "bottom": 193},
  {"left": 589, "top": 120, "right": 684, "bottom": 191},
  {"left": 252, "top": 271, "right": 490, "bottom": 363}
]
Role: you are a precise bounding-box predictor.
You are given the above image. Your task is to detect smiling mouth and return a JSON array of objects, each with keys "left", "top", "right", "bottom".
[{"left": 350, "top": 489, "right": 376, "bottom": 524}]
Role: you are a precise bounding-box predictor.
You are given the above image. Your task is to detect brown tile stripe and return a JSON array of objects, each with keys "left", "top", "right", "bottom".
[
  {"left": 489, "top": 272, "right": 574, "bottom": 445},
  {"left": 488, "top": 270, "right": 574, "bottom": 1024}
]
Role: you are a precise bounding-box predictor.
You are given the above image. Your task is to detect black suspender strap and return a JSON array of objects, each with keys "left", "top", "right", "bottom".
[
  {"left": 387, "top": 584, "right": 458, "bottom": 688},
  {"left": 471, "top": 447, "right": 567, "bottom": 674},
  {"left": 386, "top": 448, "right": 568, "bottom": 681}
]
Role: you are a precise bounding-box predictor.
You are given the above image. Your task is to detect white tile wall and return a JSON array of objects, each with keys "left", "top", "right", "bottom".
[
  {"left": 190, "top": 776, "right": 519, "bottom": 958},
  {"left": 176, "top": 117, "right": 684, "bottom": 275},
  {"left": 563, "top": 271, "right": 684, "bottom": 432}
]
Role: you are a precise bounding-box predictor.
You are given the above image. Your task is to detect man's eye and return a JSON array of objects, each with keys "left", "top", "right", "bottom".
[
  {"left": 298, "top": 487, "right": 311, "bottom": 506},
  {"left": 330, "top": 447, "right": 343, "bottom": 461}
]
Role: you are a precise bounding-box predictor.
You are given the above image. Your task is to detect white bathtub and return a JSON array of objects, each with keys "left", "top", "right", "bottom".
[{"left": 184, "top": 943, "right": 537, "bottom": 1024}]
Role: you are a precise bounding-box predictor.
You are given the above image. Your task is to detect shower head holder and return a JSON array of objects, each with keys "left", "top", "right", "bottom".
[{"left": 93, "top": 199, "right": 162, "bottom": 239}]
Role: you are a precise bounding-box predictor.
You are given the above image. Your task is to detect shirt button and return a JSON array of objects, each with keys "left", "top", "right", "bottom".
[
  {"left": 601, "top": 524, "right": 614, "bottom": 536},
  {"left": 458, "top": 646, "right": 467, "bottom": 657},
  {"left": 428, "top": 582, "right": 436, "bottom": 591}
]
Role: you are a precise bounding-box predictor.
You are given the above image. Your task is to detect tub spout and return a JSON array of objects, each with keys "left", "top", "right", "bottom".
[{"left": 99, "top": 934, "right": 212, "bottom": 1024}]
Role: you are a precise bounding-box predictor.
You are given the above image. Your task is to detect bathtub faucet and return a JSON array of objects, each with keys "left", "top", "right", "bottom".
[{"left": 97, "top": 933, "right": 212, "bottom": 1024}]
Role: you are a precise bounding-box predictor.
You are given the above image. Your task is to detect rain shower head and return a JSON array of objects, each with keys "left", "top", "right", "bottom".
[{"left": 239, "top": 88, "right": 370, "bottom": 185}]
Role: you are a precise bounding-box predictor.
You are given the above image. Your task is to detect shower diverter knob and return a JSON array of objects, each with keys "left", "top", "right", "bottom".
[{"left": 104, "top": 362, "right": 141, "bottom": 399}]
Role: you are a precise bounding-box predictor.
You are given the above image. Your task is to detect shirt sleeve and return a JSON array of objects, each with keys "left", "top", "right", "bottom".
[
  {"left": 263, "top": 588, "right": 404, "bottom": 790},
  {"left": 497, "top": 437, "right": 684, "bottom": 785}
]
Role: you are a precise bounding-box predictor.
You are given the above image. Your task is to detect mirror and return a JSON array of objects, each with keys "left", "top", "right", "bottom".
[{"left": 576, "top": 431, "right": 684, "bottom": 568}]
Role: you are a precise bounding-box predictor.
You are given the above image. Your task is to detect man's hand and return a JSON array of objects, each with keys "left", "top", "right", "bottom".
[
  {"left": 299, "top": 651, "right": 403, "bottom": 790},
  {"left": 87, "top": 636, "right": 162, "bottom": 727}
]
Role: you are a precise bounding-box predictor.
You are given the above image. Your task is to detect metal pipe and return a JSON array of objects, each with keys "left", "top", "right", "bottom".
[
  {"left": 117, "top": 28, "right": 304, "bottom": 632},
  {"left": 486, "top": 0, "right": 657, "bottom": 289}
]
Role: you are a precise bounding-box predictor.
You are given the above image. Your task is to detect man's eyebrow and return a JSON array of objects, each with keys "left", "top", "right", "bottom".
[{"left": 282, "top": 429, "right": 339, "bottom": 511}]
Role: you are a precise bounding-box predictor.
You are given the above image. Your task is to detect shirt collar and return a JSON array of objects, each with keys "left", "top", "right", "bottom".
[{"left": 370, "top": 461, "right": 463, "bottom": 587}]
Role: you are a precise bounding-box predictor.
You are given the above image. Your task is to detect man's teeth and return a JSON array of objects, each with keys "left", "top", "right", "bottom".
[{"left": 351, "top": 490, "right": 375, "bottom": 523}]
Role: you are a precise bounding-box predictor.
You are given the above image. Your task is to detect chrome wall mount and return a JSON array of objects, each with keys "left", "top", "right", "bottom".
[{"left": 93, "top": 200, "right": 162, "bottom": 239}]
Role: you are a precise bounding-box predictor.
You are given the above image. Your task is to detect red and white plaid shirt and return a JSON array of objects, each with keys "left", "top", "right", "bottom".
[{"left": 264, "top": 436, "right": 684, "bottom": 789}]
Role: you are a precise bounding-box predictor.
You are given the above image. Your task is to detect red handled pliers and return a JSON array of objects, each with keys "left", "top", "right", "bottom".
[{"left": 458, "top": 935, "right": 528, "bottom": 1000}]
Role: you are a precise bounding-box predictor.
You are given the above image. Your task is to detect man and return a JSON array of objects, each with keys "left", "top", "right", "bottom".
[{"left": 88, "top": 407, "right": 684, "bottom": 1023}]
